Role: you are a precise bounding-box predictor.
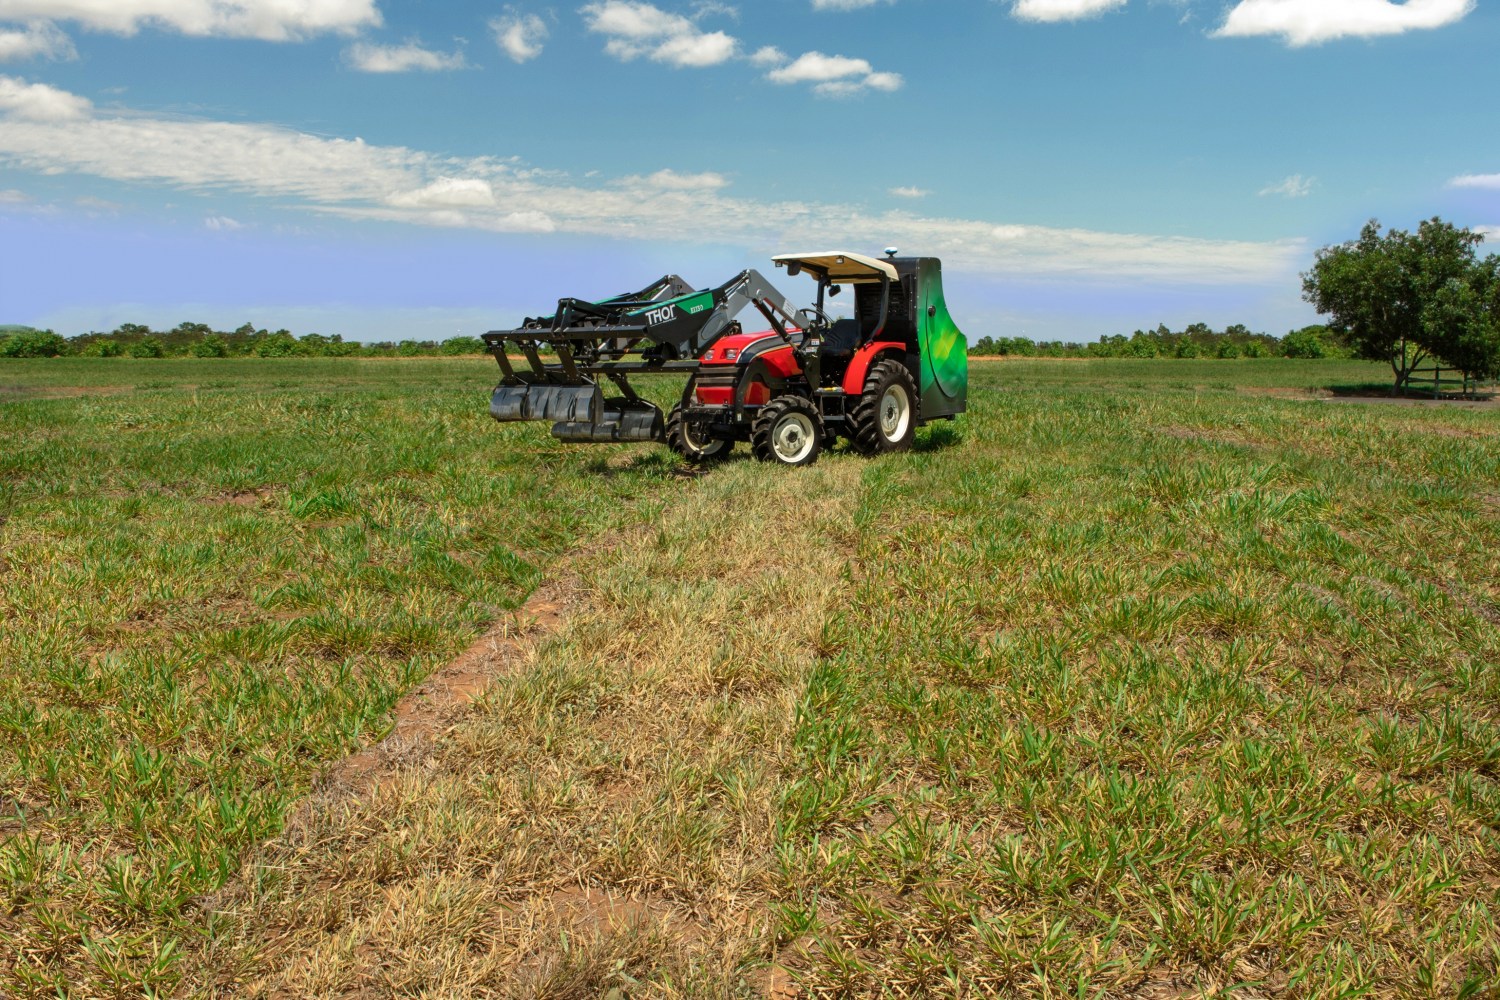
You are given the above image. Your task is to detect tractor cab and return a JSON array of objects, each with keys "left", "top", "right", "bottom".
[
  {"left": 771, "top": 250, "right": 967, "bottom": 423},
  {"left": 770, "top": 250, "right": 900, "bottom": 360}
]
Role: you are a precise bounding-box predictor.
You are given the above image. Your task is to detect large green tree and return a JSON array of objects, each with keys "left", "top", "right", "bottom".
[{"left": 1302, "top": 218, "right": 1499, "bottom": 389}]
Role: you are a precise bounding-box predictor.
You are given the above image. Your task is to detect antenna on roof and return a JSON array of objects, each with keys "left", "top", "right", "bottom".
[{"left": 884, "top": 247, "right": 899, "bottom": 259}]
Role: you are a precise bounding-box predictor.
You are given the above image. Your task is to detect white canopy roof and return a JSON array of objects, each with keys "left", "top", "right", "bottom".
[{"left": 771, "top": 251, "right": 898, "bottom": 283}]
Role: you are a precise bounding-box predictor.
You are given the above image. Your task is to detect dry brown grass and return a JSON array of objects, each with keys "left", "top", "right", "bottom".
[{"left": 197, "top": 459, "right": 865, "bottom": 997}]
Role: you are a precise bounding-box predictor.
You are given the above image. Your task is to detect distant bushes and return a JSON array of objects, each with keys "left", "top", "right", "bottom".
[
  {"left": 0, "top": 321, "right": 492, "bottom": 359},
  {"left": 2, "top": 318, "right": 1353, "bottom": 362},
  {"left": 0, "top": 328, "right": 67, "bottom": 358},
  {"left": 970, "top": 323, "right": 1350, "bottom": 360}
]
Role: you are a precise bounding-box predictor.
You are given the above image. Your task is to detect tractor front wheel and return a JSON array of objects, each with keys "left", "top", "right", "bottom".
[
  {"left": 751, "top": 395, "right": 824, "bottom": 467},
  {"left": 666, "top": 405, "right": 733, "bottom": 463},
  {"left": 848, "top": 358, "right": 918, "bottom": 455}
]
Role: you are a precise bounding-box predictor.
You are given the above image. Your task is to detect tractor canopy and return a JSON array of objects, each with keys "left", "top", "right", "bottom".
[{"left": 770, "top": 251, "right": 899, "bottom": 284}]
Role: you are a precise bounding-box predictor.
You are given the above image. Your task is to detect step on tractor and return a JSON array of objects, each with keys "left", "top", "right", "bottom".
[{"left": 482, "top": 250, "right": 968, "bottom": 466}]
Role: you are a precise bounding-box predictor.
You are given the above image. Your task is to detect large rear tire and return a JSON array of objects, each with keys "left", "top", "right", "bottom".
[
  {"left": 666, "top": 405, "right": 733, "bottom": 463},
  {"left": 751, "top": 396, "right": 824, "bottom": 467},
  {"left": 847, "top": 359, "right": 918, "bottom": 455}
]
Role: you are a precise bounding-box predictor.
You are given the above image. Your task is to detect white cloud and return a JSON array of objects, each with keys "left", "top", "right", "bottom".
[
  {"left": 1214, "top": 0, "right": 1473, "bottom": 45},
  {"left": 624, "top": 168, "right": 729, "bottom": 190},
  {"left": 0, "top": 0, "right": 380, "bottom": 41},
  {"left": 204, "top": 215, "right": 241, "bottom": 230},
  {"left": 0, "top": 73, "right": 89, "bottom": 119},
  {"left": 689, "top": 1, "right": 738, "bottom": 18},
  {"left": 1258, "top": 174, "right": 1314, "bottom": 198},
  {"left": 1451, "top": 173, "right": 1500, "bottom": 190},
  {"left": 652, "top": 29, "right": 735, "bottom": 66},
  {"left": 765, "top": 50, "right": 903, "bottom": 96},
  {"left": 0, "top": 187, "right": 29, "bottom": 202},
  {"left": 1012, "top": 0, "right": 1127, "bottom": 23},
  {"left": 345, "top": 41, "right": 467, "bottom": 73},
  {"left": 889, "top": 186, "right": 928, "bottom": 199},
  {"left": 74, "top": 194, "right": 118, "bottom": 211},
  {"left": 492, "top": 12, "right": 547, "bottom": 63},
  {"left": 0, "top": 79, "right": 1306, "bottom": 285},
  {"left": 581, "top": 0, "right": 737, "bottom": 67},
  {"left": 1475, "top": 226, "right": 1498, "bottom": 242},
  {"left": 0, "top": 19, "right": 73, "bottom": 60},
  {"left": 812, "top": 0, "right": 891, "bottom": 9},
  {"left": 388, "top": 176, "right": 497, "bottom": 208},
  {"left": 749, "top": 44, "right": 785, "bottom": 66}
]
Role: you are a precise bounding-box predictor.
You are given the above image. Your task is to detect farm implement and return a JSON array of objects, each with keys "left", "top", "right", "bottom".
[{"left": 483, "top": 251, "right": 968, "bottom": 466}]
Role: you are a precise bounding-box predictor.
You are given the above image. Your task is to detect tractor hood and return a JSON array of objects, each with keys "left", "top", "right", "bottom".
[{"left": 771, "top": 251, "right": 898, "bottom": 284}]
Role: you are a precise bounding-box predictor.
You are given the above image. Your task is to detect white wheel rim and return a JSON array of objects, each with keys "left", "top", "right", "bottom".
[
  {"left": 772, "top": 412, "right": 816, "bottom": 463},
  {"left": 685, "top": 420, "right": 725, "bottom": 455},
  {"left": 879, "top": 384, "right": 911, "bottom": 441}
]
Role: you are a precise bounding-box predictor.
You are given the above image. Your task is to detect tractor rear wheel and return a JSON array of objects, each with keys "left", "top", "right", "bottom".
[
  {"left": 666, "top": 405, "right": 733, "bottom": 463},
  {"left": 751, "top": 395, "right": 824, "bottom": 467},
  {"left": 848, "top": 359, "right": 918, "bottom": 455}
]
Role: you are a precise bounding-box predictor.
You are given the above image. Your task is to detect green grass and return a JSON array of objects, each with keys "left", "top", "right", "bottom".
[
  {"left": 780, "top": 379, "right": 1500, "bottom": 994},
  {"left": 0, "top": 358, "right": 680, "bottom": 995},
  {"left": 3, "top": 355, "right": 1498, "bottom": 997}
]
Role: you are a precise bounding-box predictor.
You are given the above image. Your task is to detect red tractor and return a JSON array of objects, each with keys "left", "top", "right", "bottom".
[{"left": 483, "top": 250, "right": 968, "bottom": 466}]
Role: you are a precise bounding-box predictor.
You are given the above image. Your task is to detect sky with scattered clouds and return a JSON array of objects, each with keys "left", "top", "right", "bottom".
[{"left": 1, "top": 0, "right": 1497, "bottom": 341}]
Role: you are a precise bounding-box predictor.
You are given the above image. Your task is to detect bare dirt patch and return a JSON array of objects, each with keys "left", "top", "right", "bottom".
[
  {"left": 0, "top": 384, "right": 132, "bottom": 400},
  {"left": 1420, "top": 425, "right": 1498, "bottom": 439},
  {"left": 1157, "top": 426, "right": 1257, "bottom": 447},
  {"left": 1320, "top": 393, "right": 1497, "bottom": 409},
  {"left": 1237, "top": 385, "right": 1328, "bottom": 399},
  {"left": 208, "top": 486, "right": 279, "bottom": 506},
  {"left": 312, "top": 575, "right": 575, "bottom": 790}
]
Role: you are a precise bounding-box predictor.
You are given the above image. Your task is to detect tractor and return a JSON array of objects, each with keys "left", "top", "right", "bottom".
[{"left": 482, "top": 250, "right": 968, "bottom": 466}]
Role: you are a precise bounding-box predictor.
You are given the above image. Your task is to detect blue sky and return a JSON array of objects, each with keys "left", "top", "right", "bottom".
[{"left": 1, "top": 0, "right": 1497, "bottom": 343}]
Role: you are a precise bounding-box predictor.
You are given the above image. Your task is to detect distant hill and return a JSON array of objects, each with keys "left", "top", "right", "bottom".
[{"left": 0, "top": 325, "right": 41, "bottom": 335}]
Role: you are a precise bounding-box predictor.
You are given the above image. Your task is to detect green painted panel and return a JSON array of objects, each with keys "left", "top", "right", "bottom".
[
  {"left": 917, "top": 257, "right": 968, "bottom": 417},
  {"left": 627, "top": 290, "right": 714, "bottom": 318}
]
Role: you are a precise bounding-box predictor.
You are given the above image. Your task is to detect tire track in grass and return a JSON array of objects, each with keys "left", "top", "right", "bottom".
[{"left": 198, "top": 456, "right": 865, "bottom": 997}]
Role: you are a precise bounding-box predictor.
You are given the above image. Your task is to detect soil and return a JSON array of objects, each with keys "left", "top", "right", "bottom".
[{"left": 329, "top": 576, "right": 575, "bottom": 786}]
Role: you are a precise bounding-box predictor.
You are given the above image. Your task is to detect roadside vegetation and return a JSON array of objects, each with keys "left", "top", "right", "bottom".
[
  {"left": 0, "top": 323, "right": 490, "bottom": 360},
  {"left": 970, "top": 322, "right": 1342, "bottom": 360},
  {"left": 5, "top": 319, "right": 1351, "bottom": 364},
  {"left": 2, "top": 356, "right": 1497, "bottom": 996}
]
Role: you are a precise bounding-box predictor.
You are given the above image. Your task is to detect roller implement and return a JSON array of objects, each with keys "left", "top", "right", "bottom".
[{"left": 483, "top": 250, "right": 968, "bottom": 466}]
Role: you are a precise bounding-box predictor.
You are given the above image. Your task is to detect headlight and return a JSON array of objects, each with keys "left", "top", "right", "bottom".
[{"left": 725, "top": 349, "right": 739, "bottom": 361}]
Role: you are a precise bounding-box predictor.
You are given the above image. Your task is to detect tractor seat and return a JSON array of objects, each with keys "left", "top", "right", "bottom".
[{"left": 820, "top": 318, "right": 862, "bottom": 358}]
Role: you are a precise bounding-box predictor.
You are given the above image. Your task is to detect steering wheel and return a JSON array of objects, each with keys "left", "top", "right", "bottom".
[{"left": 796, "top": 306, "right": 832, "bottom": 334}]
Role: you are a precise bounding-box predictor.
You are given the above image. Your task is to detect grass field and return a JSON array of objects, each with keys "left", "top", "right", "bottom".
[{"left": 2, "top": 356, "right": 1498, "bottom": 997}]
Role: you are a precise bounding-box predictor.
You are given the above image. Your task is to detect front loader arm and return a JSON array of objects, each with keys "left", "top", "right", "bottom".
[{"left": 631, "top": 269, "right": 807, "bottom": 359}]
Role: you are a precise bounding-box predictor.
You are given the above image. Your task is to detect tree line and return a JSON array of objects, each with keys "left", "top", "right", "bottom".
[
  {"left": 971, "top": 323, "right": 1342, "bottom": 360},
  {"left": 3, "top": 319, "right": 1345, "bottom": 361},
  {"left": 0, "top": 322, "right": 488, "bottom": 359}
]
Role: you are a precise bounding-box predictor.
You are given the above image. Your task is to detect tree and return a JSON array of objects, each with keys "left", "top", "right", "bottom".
[
  {"left": 1303, "top": 218, "right": 1496, "bottom": 390},
  {"left": 1281, "top": 326, "right": 1331, "bottom": 359},
  {"left": 440, "top": 336, "right": 485, "bottom": 356},
  {"left": 0, "top": 329, "right": 65, "bottom": 357},
  {"left": 1423, "top": 256, "right": 1500, "bottom": 380},
  {"left": 128, "top": 337, "right": 165, "bottom": 358},
  {"left": 255, "top": 332, "right": 298, "bottom": 357}
]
